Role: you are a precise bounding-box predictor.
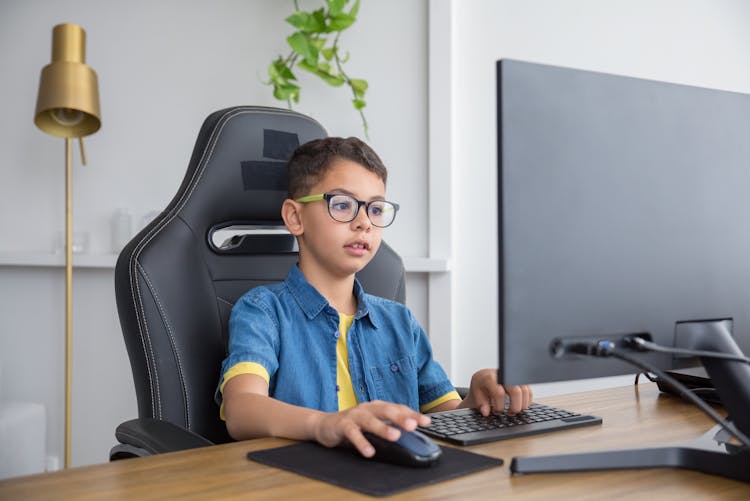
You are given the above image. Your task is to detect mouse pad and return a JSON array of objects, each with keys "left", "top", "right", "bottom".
[{"left": 247, "top": 442, "right": 503, "bottom": 497}]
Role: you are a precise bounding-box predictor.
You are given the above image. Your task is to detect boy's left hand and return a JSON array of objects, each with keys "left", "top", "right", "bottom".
[{"left": 459, "top": 368, "right": 532, "bottom": 416}]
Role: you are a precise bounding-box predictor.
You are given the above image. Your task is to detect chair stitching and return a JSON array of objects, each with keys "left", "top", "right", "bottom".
[
  {"left": 125, "top": 107, "right": 323, "bottom": 422},
  {"left": 137, "top": 262, "right": 190, "bottom": 429},
  {"left": 133, "top": 262, "right": 160, "bottom": 418},
  {"left": 125, "top": 108, "right": 241, "bottom": 419},
  {"left": 217, "top": 296, "right": 234, "bottom": 307}
]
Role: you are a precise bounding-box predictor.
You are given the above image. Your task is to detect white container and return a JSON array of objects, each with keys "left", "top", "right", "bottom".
[
  {"left": 111, "top": 208, "right": 133, "bottom": 253},
  {"left": 53, "top": 231, "right": 90, "bottom": 254},
  {"left": 0, "top": 401, "right": 46, "bottom": 478}
]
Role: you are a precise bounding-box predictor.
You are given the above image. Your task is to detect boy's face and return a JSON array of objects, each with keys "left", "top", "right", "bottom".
[{"left": 285, "top": 159, "right": 386, "bottom": 280}]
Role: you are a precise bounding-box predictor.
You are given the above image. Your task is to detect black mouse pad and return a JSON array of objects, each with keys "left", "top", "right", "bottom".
[{"left": 247, "top": 442, "right": 503, "bottom": 497}]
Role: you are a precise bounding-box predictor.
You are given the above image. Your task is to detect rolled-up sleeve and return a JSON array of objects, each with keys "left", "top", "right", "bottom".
[{"left": 215, "top": 291, "right": 280, "bottom": 406}]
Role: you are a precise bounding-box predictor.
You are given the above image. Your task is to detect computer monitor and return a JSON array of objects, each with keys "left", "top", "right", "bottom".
[
  {"left": 496, "top": 59, "right": 750, "bottom": 481},
  {"left": 496, "top": 59, "right": 750, "bottom": 387}
]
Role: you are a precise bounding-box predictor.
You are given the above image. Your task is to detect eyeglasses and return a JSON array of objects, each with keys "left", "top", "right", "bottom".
[{"left": 295, "top": 193, "right": 400, "bottom": 228}]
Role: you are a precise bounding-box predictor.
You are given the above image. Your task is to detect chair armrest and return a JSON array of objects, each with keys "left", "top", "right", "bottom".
[{"left": 110, "top": 418, "right": 214, "bottom": 460}]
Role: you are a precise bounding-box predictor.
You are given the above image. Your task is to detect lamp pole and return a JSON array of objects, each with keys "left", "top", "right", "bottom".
[
  {"left": 34, "top": 23, "right": 101, "bottom": 469},
  {"left": 64, "top": 137, "right": 73, "bottom": 468}
]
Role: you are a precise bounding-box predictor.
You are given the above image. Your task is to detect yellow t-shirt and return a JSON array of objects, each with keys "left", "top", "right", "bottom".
[{"left": 336, "top": 313, "right": 358, "bottom": 410}]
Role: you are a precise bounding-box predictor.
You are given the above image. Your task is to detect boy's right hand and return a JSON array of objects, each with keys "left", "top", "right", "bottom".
[{"left": 310, "top": 400, "right": 431, "bottom": 458}]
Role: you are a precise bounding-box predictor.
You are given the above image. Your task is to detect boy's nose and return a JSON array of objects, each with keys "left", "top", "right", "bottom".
[{"left": 352, "top": 206, "right": 371, "bottom": 230}]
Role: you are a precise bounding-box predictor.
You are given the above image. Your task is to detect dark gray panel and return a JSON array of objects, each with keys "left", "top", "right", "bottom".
[{"left": 498, "top": 60, "right": 750, "bottom": 384}]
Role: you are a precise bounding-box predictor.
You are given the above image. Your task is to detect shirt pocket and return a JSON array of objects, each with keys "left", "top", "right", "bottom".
[{"left": 370, "top": 356, "right": 419, "bottom": 409}]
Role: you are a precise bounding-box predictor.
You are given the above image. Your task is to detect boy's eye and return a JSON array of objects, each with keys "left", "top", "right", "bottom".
[
  {"left": 331, "top": 198, "right": 353, "bottom": 212},
  {"left": 369, "top": 205, "right": 383, "bottom": 216}
]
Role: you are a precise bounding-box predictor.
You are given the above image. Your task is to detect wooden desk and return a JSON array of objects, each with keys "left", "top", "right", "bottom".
[{"left": 2, "top": 384, "right": 749, "bottom": 500}]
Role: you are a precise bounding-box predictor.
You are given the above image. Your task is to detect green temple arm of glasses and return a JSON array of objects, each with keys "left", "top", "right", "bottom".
[{"left": 295, "top": 194, "right": 325, "bottom": 203}]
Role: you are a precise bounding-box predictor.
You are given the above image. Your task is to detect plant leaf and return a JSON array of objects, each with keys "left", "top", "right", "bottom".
[
  {"left": 318, "top": 72, "right": 345, "bottom": 87},
  {"left": 268, "top": 62, "right": 282, "bottom": 85},
  {"left": 297, "top": 60, "right": 317, "bottom": 73},
  {"left": 321, "top": 47, "right": 335, "bottom": 61},
  {"left": 349, "top": 0, "right": 361, "bottom": 18},
  {"left": 273, "top": 82, "right": 300, "bottom": 101},
  {"left": 352, "top": 98, "right": 366, "bottom": 110},
  {"left": 329, "top": 13, "right": 355, "bottom": 31},
  {"left": 269, "top": 60, "right": 292, "bottom": 86},
  {"left": 286, "top": 12, "right": 318, "bottom": 32},
  {"left": 311, "top": 37, "right": 327, "bottom": 50},
  {"left": 298, "top": 60, "right": 345, "bottom": 87},
  {"left": 311, "top": 8, "right": 327, "bottom": 32},
  {"left": 272, "top": 58, "right": 296, "bottom": 81},
  {"left": 350, "top": 78, "right": 368, "bottom": 98},
  {"left": 287, "top": 32, "right": 318, "bottom": 66},
  {"left": 286, "top": 9, "right": 326, "bottom": 32},
  {"left": 327, "top": 0, "right": 346, "bottom": 16}
]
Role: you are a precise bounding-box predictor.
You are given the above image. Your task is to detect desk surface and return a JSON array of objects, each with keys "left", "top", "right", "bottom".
[{"left": 2, "top": 383, "right": 749, "bottom": 500}]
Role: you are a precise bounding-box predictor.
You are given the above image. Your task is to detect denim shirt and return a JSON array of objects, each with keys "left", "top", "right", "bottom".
[{"left": 216, "top": 265, "right": 455, "bottom": 412}]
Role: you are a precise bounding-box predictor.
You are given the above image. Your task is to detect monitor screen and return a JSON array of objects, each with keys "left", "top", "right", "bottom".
[{"left": 497, "top": 59, "right": 750, "bottom": 386}]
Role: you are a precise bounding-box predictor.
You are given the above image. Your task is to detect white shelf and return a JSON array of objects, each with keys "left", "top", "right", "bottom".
[
  {"left": 402, "top": 257, "right": 450, "bottom": 273},
  {"left": 0, "top": 252, "right": 117, "bottom": 269},
  {"left": 0, "top": 251, "right": 449, "bottom": 273}
]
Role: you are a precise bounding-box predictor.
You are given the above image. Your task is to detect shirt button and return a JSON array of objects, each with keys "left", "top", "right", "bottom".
[
  {"left": 334, "top": 331, "right": 340, "bottom": 339},
  {"left": 359, "top": 385, "right": 365, "bottom": 392},
  {"left": 336, "top": 385, "right": 340, "bottom": 392},
  {"left": 390, "top": 363, "right": 399, "bottom": 373}
]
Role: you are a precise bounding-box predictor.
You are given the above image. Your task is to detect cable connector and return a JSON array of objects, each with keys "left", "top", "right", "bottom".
[
  {"left": 593, "top": 340, "right": 616, "bottom": 356},
  {"left": 622, "top": 335, "right": 649, "bottom": 351},
  {"left": 550, "top": 338, "right": 616, "bottom": 358}
]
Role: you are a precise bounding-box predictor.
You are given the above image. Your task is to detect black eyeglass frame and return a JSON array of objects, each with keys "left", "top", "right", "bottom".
[{"left": 295, "top": 193, "right": 400, "bottom": 228}]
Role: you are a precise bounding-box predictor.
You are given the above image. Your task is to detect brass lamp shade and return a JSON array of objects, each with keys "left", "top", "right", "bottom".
[{"left": 35, "top": 23, "right": 101, "bottom": 138}]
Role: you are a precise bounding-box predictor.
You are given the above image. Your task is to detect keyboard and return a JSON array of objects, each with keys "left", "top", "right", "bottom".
[{"left": 418, "top": 403, "right": 602, "bottom": 446}]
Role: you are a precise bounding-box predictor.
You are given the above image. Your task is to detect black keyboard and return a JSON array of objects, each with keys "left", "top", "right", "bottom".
[{"left": 418, "top": 403, "right": 602, "bottom": 446}]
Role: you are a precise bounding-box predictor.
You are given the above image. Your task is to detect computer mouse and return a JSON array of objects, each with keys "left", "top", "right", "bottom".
[{"left": 362, "top": 427, "right": 442, "bottom": 467}]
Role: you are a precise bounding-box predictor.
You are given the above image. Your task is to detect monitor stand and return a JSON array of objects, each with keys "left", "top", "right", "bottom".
[
  {"left": 511, "top": 424, "right": 750, "bottom": 483},
  {"left": 511, "top": 320, "right": 750, "bottom": 483}
]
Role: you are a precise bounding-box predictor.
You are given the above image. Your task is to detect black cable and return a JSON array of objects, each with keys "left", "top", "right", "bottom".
[
  {"left": 635, "top": 372, "right": 720, "bottom": 402},
  {"left": 634, "top": 372, "right": 658, "bottom": 385},
  {"left": 602, "top": 345, "right": 750, "bottom": 448},
  {"left": 627, "top": 337, "right": 750, "bottom": 364}
]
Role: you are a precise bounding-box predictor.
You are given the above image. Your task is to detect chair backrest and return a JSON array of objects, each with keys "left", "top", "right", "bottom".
[{"left": 115, "top": 106, "right": 406, "bottom": 444}]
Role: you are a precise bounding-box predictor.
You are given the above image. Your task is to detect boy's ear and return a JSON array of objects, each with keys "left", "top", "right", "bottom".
[{"left": 281, "top": 199, "right": 304, "bottom": 236}]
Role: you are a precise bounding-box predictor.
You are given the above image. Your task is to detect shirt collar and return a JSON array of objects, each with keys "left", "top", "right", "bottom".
[
  {"left": 352, "top": 278, "right": 378, "bottom": 328},
  {"left": 285, "top": 264, "right": 378, "bottom": 328}
]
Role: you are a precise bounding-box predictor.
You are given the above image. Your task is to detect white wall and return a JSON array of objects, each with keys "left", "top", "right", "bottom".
[
  {"left": 444, "top": 0, "right": 750, "bottom": 386},
  {"left": 5, "top": 0, "right": 750, "bottom": 472},
  {"left": 0, "top": 0, "right": 428, "bottom": 257},
  {"left": 0, "top": 0, "right": 429, "bottom": 468}
]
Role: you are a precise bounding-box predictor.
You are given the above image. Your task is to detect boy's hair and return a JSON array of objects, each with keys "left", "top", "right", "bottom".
[{"left": 287, "top": 137, "right": 388, "bottom": 199}]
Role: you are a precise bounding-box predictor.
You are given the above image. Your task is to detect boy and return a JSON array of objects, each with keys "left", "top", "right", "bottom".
[{"left": 217, "top": 137, "right": 531, "bottom": 458}]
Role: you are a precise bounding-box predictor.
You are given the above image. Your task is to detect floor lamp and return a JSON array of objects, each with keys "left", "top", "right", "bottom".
[{"left": 34, "top": 23, "right": 101, "bottom": 469}]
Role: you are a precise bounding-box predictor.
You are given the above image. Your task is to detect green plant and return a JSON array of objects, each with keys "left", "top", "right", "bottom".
[{"left": 267, "top": 0, "right": 369, "bottom": 137}]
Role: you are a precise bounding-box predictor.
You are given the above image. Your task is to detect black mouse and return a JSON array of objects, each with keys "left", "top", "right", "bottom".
[{"left": 362, "top": 427, "right": 442, "bottom": 467}]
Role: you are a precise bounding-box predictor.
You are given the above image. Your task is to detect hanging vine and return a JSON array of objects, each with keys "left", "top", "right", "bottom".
[{"left": 266, "top": 0, "right": 369, "bottom": 137}]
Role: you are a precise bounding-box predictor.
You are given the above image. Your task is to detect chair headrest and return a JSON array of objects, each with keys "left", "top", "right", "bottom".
[{"left": 166, "top": 106, "right": 327, "bottom": 241}]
